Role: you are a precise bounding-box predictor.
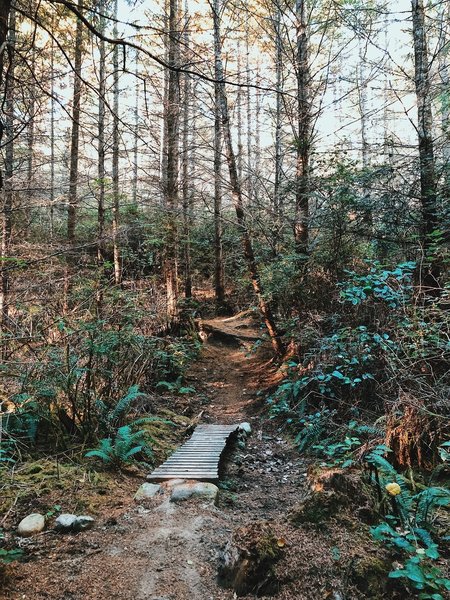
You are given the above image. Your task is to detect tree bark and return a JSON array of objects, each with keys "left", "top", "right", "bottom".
[
  {"left": 0, "top": 6, "right": 15, "bottom": 348},
  {"left": 112, "top": 0, "right": 121, "bottom": 286},
  {"left": 411, "top": 0, "right": 440, "bottom": 290},
  {"left": 294, "top": 0, "right": 310, "bottom": 256},
  {"left": 214, "top": 26, "right": 225, "bottom": 305},
  {"left": 182, "top": 0, "right": 192, "bottom": 298},
  {"left": 212, "top": 0, "right": 284, "bottom": 355},
  {"left": 438, "top": 3, "right": 450, "bottom": 202},
  {"left": 67, "top": 0, "right": 83, "bottom": 242},
  {"left": 50, "top": 24, "right": 55, "bottom": 238},
  {"left": 132, "top": 49, "right": 139, "bottom": 207},
  {"left": 96, "top": 0, "right": 106, "bottom": 314},
  {"left": 164, "top": 0, "right": 180, "bottom": 319},
  {"left": 273, "top": 3, "right": 283, "bottom": 253}
]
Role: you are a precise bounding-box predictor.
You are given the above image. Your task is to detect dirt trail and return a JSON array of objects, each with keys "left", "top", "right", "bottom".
[
  {"left": 4, "top": 314, "right": 305, "bottom": 600},
  {"left": 188, "top": 314, "right": 272, "bottom": 424}
]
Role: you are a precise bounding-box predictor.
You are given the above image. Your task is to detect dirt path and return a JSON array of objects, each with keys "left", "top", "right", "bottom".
[
  {"left": 4, "top": 315, "right": 308, "bottom": 600},
  {"left": 3, "top": 315, "right": 384, "bottom": 599}
]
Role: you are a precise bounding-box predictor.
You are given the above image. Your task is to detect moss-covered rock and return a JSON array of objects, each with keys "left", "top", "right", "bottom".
[
  {"left": 218, "top": 522, "right": 284, "bottom": 597},
  {"left": 350, "top": 555, "right": 392, "bottom": 597}
]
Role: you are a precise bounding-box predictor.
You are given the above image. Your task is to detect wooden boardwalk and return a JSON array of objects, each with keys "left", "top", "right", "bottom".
[{"left": 148, "top": 424, "right": 240, "bottom": 482}]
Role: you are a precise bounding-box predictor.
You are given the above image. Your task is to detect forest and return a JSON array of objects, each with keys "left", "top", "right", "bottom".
[{"left": 0, "top": 0, "right": 449, "bottom": 598}]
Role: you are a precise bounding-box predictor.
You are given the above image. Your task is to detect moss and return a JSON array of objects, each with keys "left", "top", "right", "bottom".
[
  {"left": 350, "top": 555, "right": 392, "bottom": 597},
  {"left": 290, "top": 491, "right": 346, "bottom": 525},
  {"left": 0, "top": 459, "right": 112, "bottom": 516}
]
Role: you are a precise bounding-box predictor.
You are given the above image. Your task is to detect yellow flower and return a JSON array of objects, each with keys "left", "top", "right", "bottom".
[{"left": 385, "top": 482, "right": 401, "bottom": 496}]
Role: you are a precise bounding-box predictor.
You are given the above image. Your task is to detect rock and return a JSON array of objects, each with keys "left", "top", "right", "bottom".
[
  {"left": 218, "top": 522, "right": 283, "bottom": 596},
  {"left": 290, "top": 468, "right": 374, "bottom": 525},
  {"left": 17, "top": 513, "right": 45, "bottom": 537},
  {"left": 350, "top": 555, "right": 391, "bottom": 597},
  {"left": 74, "top": 515, "right": 95, "bottom": 531},
  {"left": 239, "top": 422, "right": 252, "bottom": 436},
  {"left": 134, "top": 483, "right": 161, "bottom": 500},
  {"left": 55, "top": 514, "right": 95, "bottom": 532},
  {"left": 164, "top": 479, "right": 186, "bottom": 488},
  {"left": 170, "top": 481, "right": 219, "bottom": 503},
  {"left": 55, "top": 514, "right": 78, "bottom": 532}
]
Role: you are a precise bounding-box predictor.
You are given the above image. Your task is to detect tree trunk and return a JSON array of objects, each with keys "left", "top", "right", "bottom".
[
  {"left": 181, "top": 0, "right": 192, "bottom": 298},
  {"left": 438, "top": 4, "right": 450, "bottom": 201},
  {"left": 214, "top": 31, "right": 225, "bottom": 305},
  {"left": 212, "top": 0, "right": 284, "bottom": 355},
  {"left": 160, "top": 0, "right": 169, "bottom": 202},
  {"left": 294, "top": 0, "right": 310, "bottom": 256},
  {"left": 411, "top": 0, "right": 440, "bottom": 291},
  {"left": 112, "top": 0, "right": 121, "bottom": 286},
  {"left": 67, "top": 0, "right": 83, "bottom": 242},
  {"left": 132, "top": 49, "right": 139, "bottom": 206},
  {"left": 245, "top": 12, "right": 252, "bottom": 204},
  {"left": 27, "top": 43, "right": 36, "bottom": 201},
  {"left": 164, "top": 0, "right": 180, "bottom": 320},
  {"left": 237, "top": 39, "right": 243, "bottom": 183},
  {"left": 273, "top": 3, "right": 283, "bottom": 253},
  {"left": 0, "top": 0, "right": 12, "bottom": 189},
  {"left": 0, "top": 6, "right": 15, "bottom": 349},
  {"left": 50, "top": 26, "right": 55, "bottom": 238},
  {"left": 97, "top": 0, "right": 106, "bottom": 315}
]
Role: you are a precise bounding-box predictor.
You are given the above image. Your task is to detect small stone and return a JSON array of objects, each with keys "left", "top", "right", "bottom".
[
  {"left": 55, "top": 514, "right": 78, "bottom": 532},
  {"left": 239, "top": 422, "right": 252, "bottom": 435},
  {"left": 17, "top": 513, "right": 45, "bottom": 537},
  {"left": 170, "top": 482, "right": 219, "bottom": 503},
  {"left": 134, "top": 483, "right": 161, "bottom": 500},
  {"left": 74, "top": 516, "right": 95, "bottom": 531}
]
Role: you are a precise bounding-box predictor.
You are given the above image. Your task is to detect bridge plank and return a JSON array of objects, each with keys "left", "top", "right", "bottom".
[{"left": 147, "top": 423, "right": 240, "bottom": 482}]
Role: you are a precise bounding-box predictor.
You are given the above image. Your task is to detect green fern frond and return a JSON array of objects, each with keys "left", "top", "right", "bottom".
[
  {"left": 110, "top": 385, "right": 144, "bottom": 423},
  {"left": 414, "top": 487, "right": 450, "bottom": 527}
]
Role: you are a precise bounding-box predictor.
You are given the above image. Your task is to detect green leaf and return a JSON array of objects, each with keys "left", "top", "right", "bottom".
[{"left": 331, "top": 370, "right": 345, "bottom": 379}]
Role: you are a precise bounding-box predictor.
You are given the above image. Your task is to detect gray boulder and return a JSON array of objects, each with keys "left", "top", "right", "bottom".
[
  {"left": 54, "top": 513, "right": 78, "bottom": 532},
  {"left": 239, "top": 422, "right": 252, "bottom": 435},
  {"left": 55, "top": 513, "right": 95, "bottom": 533},
  {"left": 73, "top": 515, "right": 95, "bottom": 531},
  {"left": 134, "top": 483, "right": 161, "bottom": 500},
  {"left": 170, "top": 481, "right": 219, "bottom": 503},
  {"left": 17, "top": 513, "right": 45, "bottom": 537}
]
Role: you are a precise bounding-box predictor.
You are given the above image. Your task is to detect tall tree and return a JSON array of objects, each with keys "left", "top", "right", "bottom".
[
  {"left": 212, "top": 0, "right": 284, "bottom": 354},
  {"left": 67, "top": 0, "right": 83, "bottom": 241},
  {"left": 411, "top": 0, "right": 439, "bottom": 290},
  {"left": 181, "top": 0, "right": 192, "bottom": 298},
  {"left": 273, "top": 2, "right": 283, "bottom": 253},
  {"left": 164, "top": 0, "right": 180, "bottom": 319},
  {"left": 438, "top": 3, "right": 450, "bottom": 201},
  {"left": 112, "top": 0, "right": 121, "bottom": 285},
  {"left": 96, "top": 0, "right": 107, "bottom": 314},
  {"left": 294, "top": 0, "right": 310, "bottom": 256},
  {"left": 0, "top": 6, "right": 15, "bottom": 344},
  {"left": 213, "top": 10, "right": 225, "bottom": 305}
]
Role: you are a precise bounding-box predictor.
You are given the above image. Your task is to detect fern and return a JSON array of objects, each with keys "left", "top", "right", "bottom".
[
  {"left": 351, "top": 424, "right": 384, "bottom": 437},
  {"left": 414, "top": 487, "right": 450, "bottom": 527},
  {"left": 365, "top": 445, "right": 397, "bottom": 475},
  {"left": 85, "top": 424, "right": 152, "bottom": 467},
  {"left": 295, "top": 422, "right": 325, "bottom": 453},
  {"left": 95, "top": 385, "right": 145, "bottom": 436},
  {"left": 110, "top": 385, "right": 144, "bottom": 423}
]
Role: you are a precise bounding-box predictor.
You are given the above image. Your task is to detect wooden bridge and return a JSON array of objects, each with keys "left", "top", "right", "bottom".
[{"left": 148, "top": 424, "right": 241, "bottom": 482}]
